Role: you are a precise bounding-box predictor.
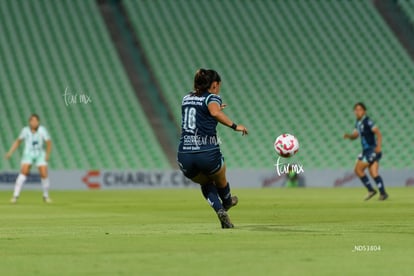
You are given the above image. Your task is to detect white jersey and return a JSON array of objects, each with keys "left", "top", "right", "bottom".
[{"left": 18, "top": 125, "right": 50, "bottom": 156}]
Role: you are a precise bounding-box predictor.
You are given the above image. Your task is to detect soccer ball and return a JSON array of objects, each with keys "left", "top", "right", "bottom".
[{"left": 274, "top": 134, "right": 299, "bottom": 158}]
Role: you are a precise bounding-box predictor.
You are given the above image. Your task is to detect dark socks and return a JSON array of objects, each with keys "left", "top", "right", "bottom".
[
  {"left": 373, "top": 176, "right": 386, "bottom": 195},
  {"left": 201, "top": 183, "right": 223, "bottom": 212},
  {"left": 217, "top": 182, "right": 232, "bottom": 206},
  {"left": 359, "top": 175, "right": 375, "bottom": 192}
]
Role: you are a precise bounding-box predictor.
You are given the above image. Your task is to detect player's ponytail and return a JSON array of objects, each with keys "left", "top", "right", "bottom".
[
  {"left": 194, "top": 68, "right": 211, "bottom": 94},
  {"left": 194, "top": 68, "right": 221, "bottom": 95}
]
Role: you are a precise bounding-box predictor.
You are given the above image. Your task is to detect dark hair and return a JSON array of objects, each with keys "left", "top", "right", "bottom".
[
  {"left": 30, "top": 113, "right": 40, "bottom": 121},
  {"left": 353, "top": 102, "right": 366, "bottom": 111},
  {"left": 193, "top": 68, "right": 221, "bottom": 94}
]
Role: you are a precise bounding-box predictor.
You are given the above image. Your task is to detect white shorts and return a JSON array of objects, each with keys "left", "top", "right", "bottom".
[{"left": 21, "top": 152, "right": 47, "bottom": 167}]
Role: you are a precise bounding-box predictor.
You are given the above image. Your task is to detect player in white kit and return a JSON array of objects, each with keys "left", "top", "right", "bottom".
[{"left": 5, "top": 114, "right": 52, "bottom": 203}]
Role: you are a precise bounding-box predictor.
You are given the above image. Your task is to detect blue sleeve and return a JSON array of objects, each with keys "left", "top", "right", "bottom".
[
  {"left": 366, "top": 119, "right": 376, "bottom": 131},
  {"left": 205, "top": 94, "right": 222, "bottom": 106}
]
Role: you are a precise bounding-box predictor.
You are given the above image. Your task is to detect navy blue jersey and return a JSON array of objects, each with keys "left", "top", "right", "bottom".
[
  {"left": 355, "top": 116, "right": 377, "bottom": 151},
  {"left": 178, "top": 91, "right": 222, "bottom": 153}
]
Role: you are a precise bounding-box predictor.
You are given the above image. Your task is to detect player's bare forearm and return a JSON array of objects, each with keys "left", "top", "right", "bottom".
[
  {"left": 208, "top": 103, "right": 248, "bottom": 135},
  {"left": 5, "top": 140, "right": 21, "bottom": 159},
  {"left": 343, "top": 132, "right": 358, "bottom": 140},
  {"left": 212, "top": 110, "right": 233, "bottom": 127},
  {"left": 208, "top": 102, "right": 234, "bottom": 127},
  {"left": 46, "top": 140, "right": 52, "bottom": 160}
]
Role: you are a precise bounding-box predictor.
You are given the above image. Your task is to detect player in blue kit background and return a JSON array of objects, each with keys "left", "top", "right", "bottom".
[
  {"left": 344, "top": 102, "right": 388, "bottom": 200},
  {"left": 177, "top": 69, "right": 248, "bottom": 228}
]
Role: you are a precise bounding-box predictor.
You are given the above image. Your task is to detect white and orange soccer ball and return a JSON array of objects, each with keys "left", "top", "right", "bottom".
[{"left": 274, "top": 134, "right": 299, "bottom": 158}]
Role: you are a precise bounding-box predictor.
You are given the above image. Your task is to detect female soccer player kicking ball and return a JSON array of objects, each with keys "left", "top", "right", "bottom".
[
  {"left": 177, "top": 69, "right": 248, "bottom": 228},
  {"left": 343, "top": 103, "right": 388, "bottom": 201},
  {"left": 5, "top": 114, "right": 52, "bottom": 203}
]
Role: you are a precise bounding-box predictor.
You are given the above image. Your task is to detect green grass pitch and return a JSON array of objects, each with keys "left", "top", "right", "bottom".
[{"left": 0, "top": 187, "right": 413, "bottom": 275}]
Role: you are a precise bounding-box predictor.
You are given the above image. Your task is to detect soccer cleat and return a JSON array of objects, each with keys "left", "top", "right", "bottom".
[
  {"left": 223, "top": 195, "right": 238, "bottom": 211},
  {"left": 10, "top": 197, "right": 18, "bottom": 204},
  {"left": 217, "top": 209, "right": 234, "bottom": 229},
  {"left": 43, "top": 197, "right": 52, "bottom": 203},
  {"left": 364, "top": 190, "right": 377, "bottom": 201},
  {"left": 378, "top": 193, "right": 389, "bottom": 201}
]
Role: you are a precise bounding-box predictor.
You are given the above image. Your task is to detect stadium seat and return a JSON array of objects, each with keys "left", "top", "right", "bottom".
[
  {"left": 0, "top": 0, "right": 170, "bottom": 169},
  {"left": 124, "top": 0, "right": 414, "bottom": 169},
  {"left": 399, "top": 0, "right": 414, "bottom": 25}
]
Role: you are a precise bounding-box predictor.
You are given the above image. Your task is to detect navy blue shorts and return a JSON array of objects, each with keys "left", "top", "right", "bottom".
[
  {"left": 358, "top": 149, "right": 382, "bottom": 164},
  {"left": 177, "top": 149, "right": 224, "bottom": 179}
]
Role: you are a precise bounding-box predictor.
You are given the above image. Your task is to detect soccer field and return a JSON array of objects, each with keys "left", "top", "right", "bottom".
[{"left": 0, "top": 188, "right": 412, "bottom": 276}]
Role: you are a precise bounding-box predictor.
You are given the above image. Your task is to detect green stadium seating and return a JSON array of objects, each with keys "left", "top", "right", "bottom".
[
  {"left": 399, "top": 0, "right": 414, "bottom": 24},
  {"left": 1, "top": 0, "right": 412, "bottom": 170},
  {"left": 0, "top": 0, "right": 170, "bottom": 169},
  {"left": 124, "top": 0, "right": 414, "bottom": 169}
]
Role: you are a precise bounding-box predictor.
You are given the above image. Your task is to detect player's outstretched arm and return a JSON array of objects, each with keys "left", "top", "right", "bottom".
[
  {"left": 208, "top": 102, "right": 248, "bottom": 135},
  {"left": 5, "top": 139, "right": 21, "bottom": 159},
  {"left": 343, "top": 130, "right": 358, "bottom": 140}
]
